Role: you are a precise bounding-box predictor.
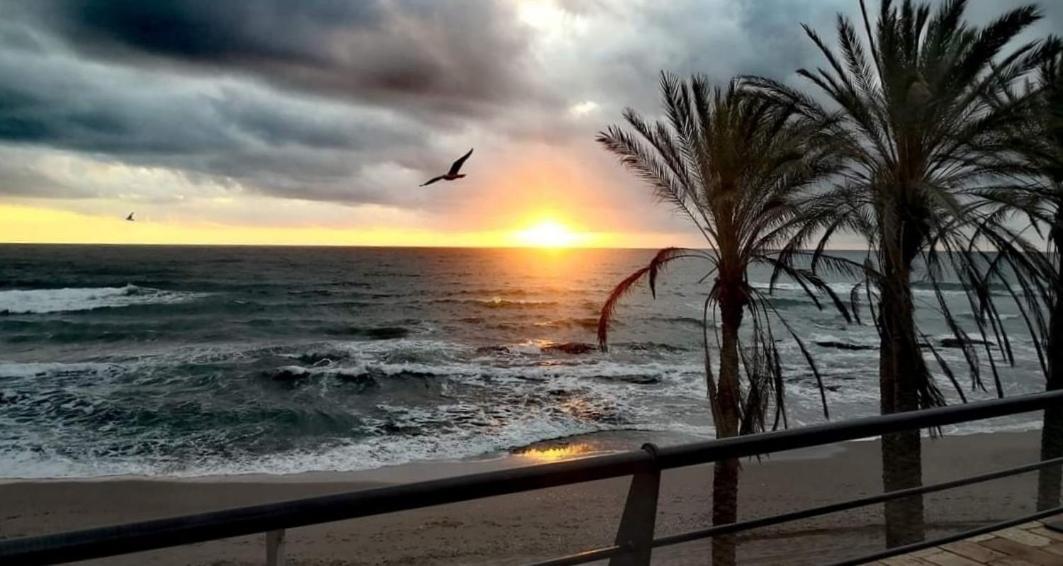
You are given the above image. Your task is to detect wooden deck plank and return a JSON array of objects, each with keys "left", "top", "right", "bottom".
[
  {"left": 1029, "top": 527, "right": 1063, "bottom": 543},
  {"left": 996, "top": 528, "right": 1053, "bottom": 548},
  {"left": 882, "top": 556, "right": 937, "bottom": 565},
  {"left": 923, "top": 549, "right": 993, "bottom": 566},
  {"left": 1041, "top": 542, "right": 1063, "bottom": 557},
  {"left": 979, "top": 538, "right": 1061, "bottom": 566},
  {"left": 891, "top": 522, "right": 1063, "bottom": 566},
  {"left": 987, "top": 558, "right": 1042, "bottom": 566},
  {"left": 941, "top": 540, "right": 1007, "bottom": 563}
]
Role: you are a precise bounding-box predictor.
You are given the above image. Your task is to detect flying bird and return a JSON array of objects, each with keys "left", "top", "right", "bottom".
[
  {"left": 420, "top": 148, "right": 473, "bottom": 187},
  {"left": 125, "top": 212, "right": 135, "bottom": 222}
]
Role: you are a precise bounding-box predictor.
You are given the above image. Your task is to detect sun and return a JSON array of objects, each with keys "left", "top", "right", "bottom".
[{"left": 514, "top": 219, "right": 580, "bottom": 248}]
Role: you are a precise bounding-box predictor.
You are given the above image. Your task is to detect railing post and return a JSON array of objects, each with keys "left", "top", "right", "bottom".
[
  {"left": 609, "top": 443, "right": 661, "bottom": 566},
  {"left": 265, "top": 529, "right": 286, "bottom": 566}
]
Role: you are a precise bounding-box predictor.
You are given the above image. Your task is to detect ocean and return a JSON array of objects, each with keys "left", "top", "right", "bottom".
[{"left": 0, "top": 245, "right": 1047, "bottom": 478}]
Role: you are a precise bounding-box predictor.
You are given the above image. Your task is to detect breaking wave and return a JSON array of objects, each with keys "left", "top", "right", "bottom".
[{"left": 0, "top": 285, "right": 201, "bottom": 315}]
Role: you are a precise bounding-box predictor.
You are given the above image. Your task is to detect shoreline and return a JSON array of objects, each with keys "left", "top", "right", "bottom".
[
  {"left": 0, "top": 428, "right": 849, "bottom": 485},
  {"left": 0, "top": 430, "right": 1050, "bottom": 565}
]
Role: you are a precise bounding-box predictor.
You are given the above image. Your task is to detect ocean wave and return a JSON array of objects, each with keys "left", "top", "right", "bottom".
[
  {"left": 0, "top": 355, "right": 674, "bottom": 478},
  {"left": 0, "top": 348, "right": 1040, "bottom": 478},
  {"left": 754, "top": 280, "right": 1029, "bottom": 300},
  {"left": 0, "top": 284, "right": 201, "bottom": 314},
  {"left": 615, "top": 342, "right": 691, "bottom": 353},
  {"left": 532, "top": 317, "right": 600, "bottom": 330},
  {"left": 428, "top": 297, "right": 559, "bottom": 309},
  {"left": 647, "top": 315, "right": 704, "bottom": 327}
]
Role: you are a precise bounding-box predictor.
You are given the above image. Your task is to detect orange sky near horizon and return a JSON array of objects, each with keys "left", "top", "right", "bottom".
[{"left": 0, "top": 202, "right": 693, "bottom": 249}]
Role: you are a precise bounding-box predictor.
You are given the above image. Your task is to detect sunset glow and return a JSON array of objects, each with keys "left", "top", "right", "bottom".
[{"left": 513, "top": 219, "right": 581, "bottom": 248}]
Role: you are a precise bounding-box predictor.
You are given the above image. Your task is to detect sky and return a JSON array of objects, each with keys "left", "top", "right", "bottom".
[{"left": 1, "top": 1, "right": 1060, "bottom": 248}]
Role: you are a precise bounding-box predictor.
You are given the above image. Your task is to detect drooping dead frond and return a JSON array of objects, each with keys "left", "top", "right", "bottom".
[{"left": 597, "top": 248, "right": 708, "bottom": 351}]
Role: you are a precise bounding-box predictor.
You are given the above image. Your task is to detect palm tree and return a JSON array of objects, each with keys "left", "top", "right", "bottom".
[
  {"left": 596, "top": 73, "right": 844, "bottom": 566},
  {"left": 1029, "top": 39, "right": 1063, "bottom": 513},
  {"left": 978, "top": 38, "right": 1063, "bottom": 510},
  {"left": 747, "top": 0, "right": 1044, "bottom": 547}
]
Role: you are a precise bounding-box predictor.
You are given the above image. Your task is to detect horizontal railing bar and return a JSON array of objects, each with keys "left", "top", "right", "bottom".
[
  {"left": 826, "top": 504, "right": 1063, "bottom": 566},
  {"left": 652, "top": 390, "right": 1063, "bottom": 469},
  {"left": 524, "top": 544, "right": 622, "bottom": 566},
  {"left": 3, "top": 390, "right": 1062, "bottom": 565},
  {"left": 0, "top": 452, "right": 655, "bottom": 566},
  {"left": 652, "top": 454, "right": 1063, "bottom": 548}
]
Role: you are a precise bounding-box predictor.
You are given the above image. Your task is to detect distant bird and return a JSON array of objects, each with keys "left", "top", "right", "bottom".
[
  {"left": 420, "top": 148, "right": 473, "bottom": 187},
  {"left": 125, "top": 212, "right": 135, "bottom": 222}
]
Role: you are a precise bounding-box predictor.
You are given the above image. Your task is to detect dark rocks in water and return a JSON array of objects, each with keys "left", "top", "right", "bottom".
[
  {"left": 615, "top": 374, "right": 660, "bottom": 384},
  {"left": 329, "top": 326, "right": 411, "bottom": 340},
  {"left": 334, "top": 370, "right": 379, "bottom": 391},
  {"left": 475, "top": 345, "right": 511, "bottom": 356},
  {"left": 814, "top": 340, "right": 877, "bottom": 351},
  {"left": 392, "top": 370, "right": 437, "bottom": 380},
  {"left": 621, "top": 342, "right": 688, "bottom": 353},
  {"left": 352, "top": 325, "right": 410, "bottom": 338},
  {"left": 939, "top": 337, "right": 992, "bottom": 348},
  {"left": 363, "top": 326, "right": 410, "bottom": 340},
  {"left": 269, "top": 365, "right": 310, "bottom": 381},
  {"left": 542, "top": 342, "right": 596, "bottom": 355},
  {"left": 477, "top": 342, "right": 597, "bottom": 356},
  {"left": 295, "top": 351, "right": 340, "bottom": 365}
]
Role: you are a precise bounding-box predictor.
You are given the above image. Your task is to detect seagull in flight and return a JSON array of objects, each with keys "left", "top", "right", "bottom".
[
  {"left": 125, "top": 212, "right": 135, "bottom": 222},
  {"left": 421, "top": 148, "right": 473, "bottom": 187}
]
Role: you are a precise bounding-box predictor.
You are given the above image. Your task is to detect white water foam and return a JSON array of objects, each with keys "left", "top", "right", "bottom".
[{"left": 0, "top": 284, "right": 201, "bottom": 314}]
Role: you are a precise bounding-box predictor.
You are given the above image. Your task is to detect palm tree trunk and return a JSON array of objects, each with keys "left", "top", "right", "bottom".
[
  {"left": 878, "top": 252, "right": 927, "bottom": 547},
  {"left": 712, "top": 298, "right": 743, "bottom": 566},
  {"left": 1038, "top": 213, "right": 1063, "bottom": 511},
  {"left": 712, "top": 457, "right": 740, "bottom": 566}
]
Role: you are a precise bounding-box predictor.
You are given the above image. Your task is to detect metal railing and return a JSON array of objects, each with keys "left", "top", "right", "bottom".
[{"left": 2, "top": 390, "right": 1063, "bottom": 565}]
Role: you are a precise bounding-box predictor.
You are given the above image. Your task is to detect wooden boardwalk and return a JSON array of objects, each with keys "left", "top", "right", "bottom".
[{"left": 876, "top": 521, "right": 1063, "bottom": 565}]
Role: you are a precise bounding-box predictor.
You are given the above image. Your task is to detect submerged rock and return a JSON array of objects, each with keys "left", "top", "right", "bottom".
[
  {"left": 814, "top": 340, "right": 877, "bottom": 351},
  {"left": 362, "top": 326, "right": 411, "bottom": 340},
  {"left": 542, "top": 342, "right": 596, "bottom": 355},
  {"left": 475, "top": 345, "right": 511, "bottom": 355},
  {"left": 330, "top": 326, "right": 411, "bottom": 340},
  {"left": 269, "top": 365, "right": 311, "bottom": 381},
  {"left": 939, "top": 337, "right": 992, "bottom": 348},
  {"left": 333, "top": 370, "right": 379, "bottom": 391}
]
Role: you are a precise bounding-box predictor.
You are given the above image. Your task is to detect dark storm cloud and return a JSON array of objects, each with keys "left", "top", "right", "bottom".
[
  {"left": 1, "top": 0, "right": 1061, "bottom": 223},
  {"left": 23, "top": 0, "right": 544, "bottom": 118},
  {"left": 0, "top": 43, "right": 434, "bottom": 204},
  {"left": 0, "top": 0, "right": 551, "bottom": 206}
]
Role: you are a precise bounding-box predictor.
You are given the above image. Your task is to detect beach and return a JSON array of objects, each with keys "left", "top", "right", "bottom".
[{"left": 0, "top": 430, "right": 1047, "bottom": 565}]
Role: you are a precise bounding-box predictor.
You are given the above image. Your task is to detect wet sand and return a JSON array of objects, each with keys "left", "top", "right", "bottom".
[{"left": 0, "top": 431, "right": 1050, "bottom": 565}]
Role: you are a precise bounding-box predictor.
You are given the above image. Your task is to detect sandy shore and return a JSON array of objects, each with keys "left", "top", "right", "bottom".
[{"left": 0, "top": 430, "right": 1051, "bottom": 565}]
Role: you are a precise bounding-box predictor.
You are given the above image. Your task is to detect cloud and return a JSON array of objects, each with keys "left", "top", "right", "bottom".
[
  {"left": 24, "top": 0, "right": 548, "bottom": 118},
  {"left": 0, "top": 43, "right": 440, "bottom": 205},
  {"left": 1, "top": 0, "right": 1060, "bottom": 242}
]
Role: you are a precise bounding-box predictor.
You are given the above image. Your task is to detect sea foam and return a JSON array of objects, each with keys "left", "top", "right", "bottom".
[{"left": 0, "top": 284, "right": 200, "bottom": 314}]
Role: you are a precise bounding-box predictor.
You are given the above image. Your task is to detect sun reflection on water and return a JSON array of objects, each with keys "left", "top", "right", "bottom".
[{"left": 514, "top": 443, "right": 595, "bottom": 462}]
